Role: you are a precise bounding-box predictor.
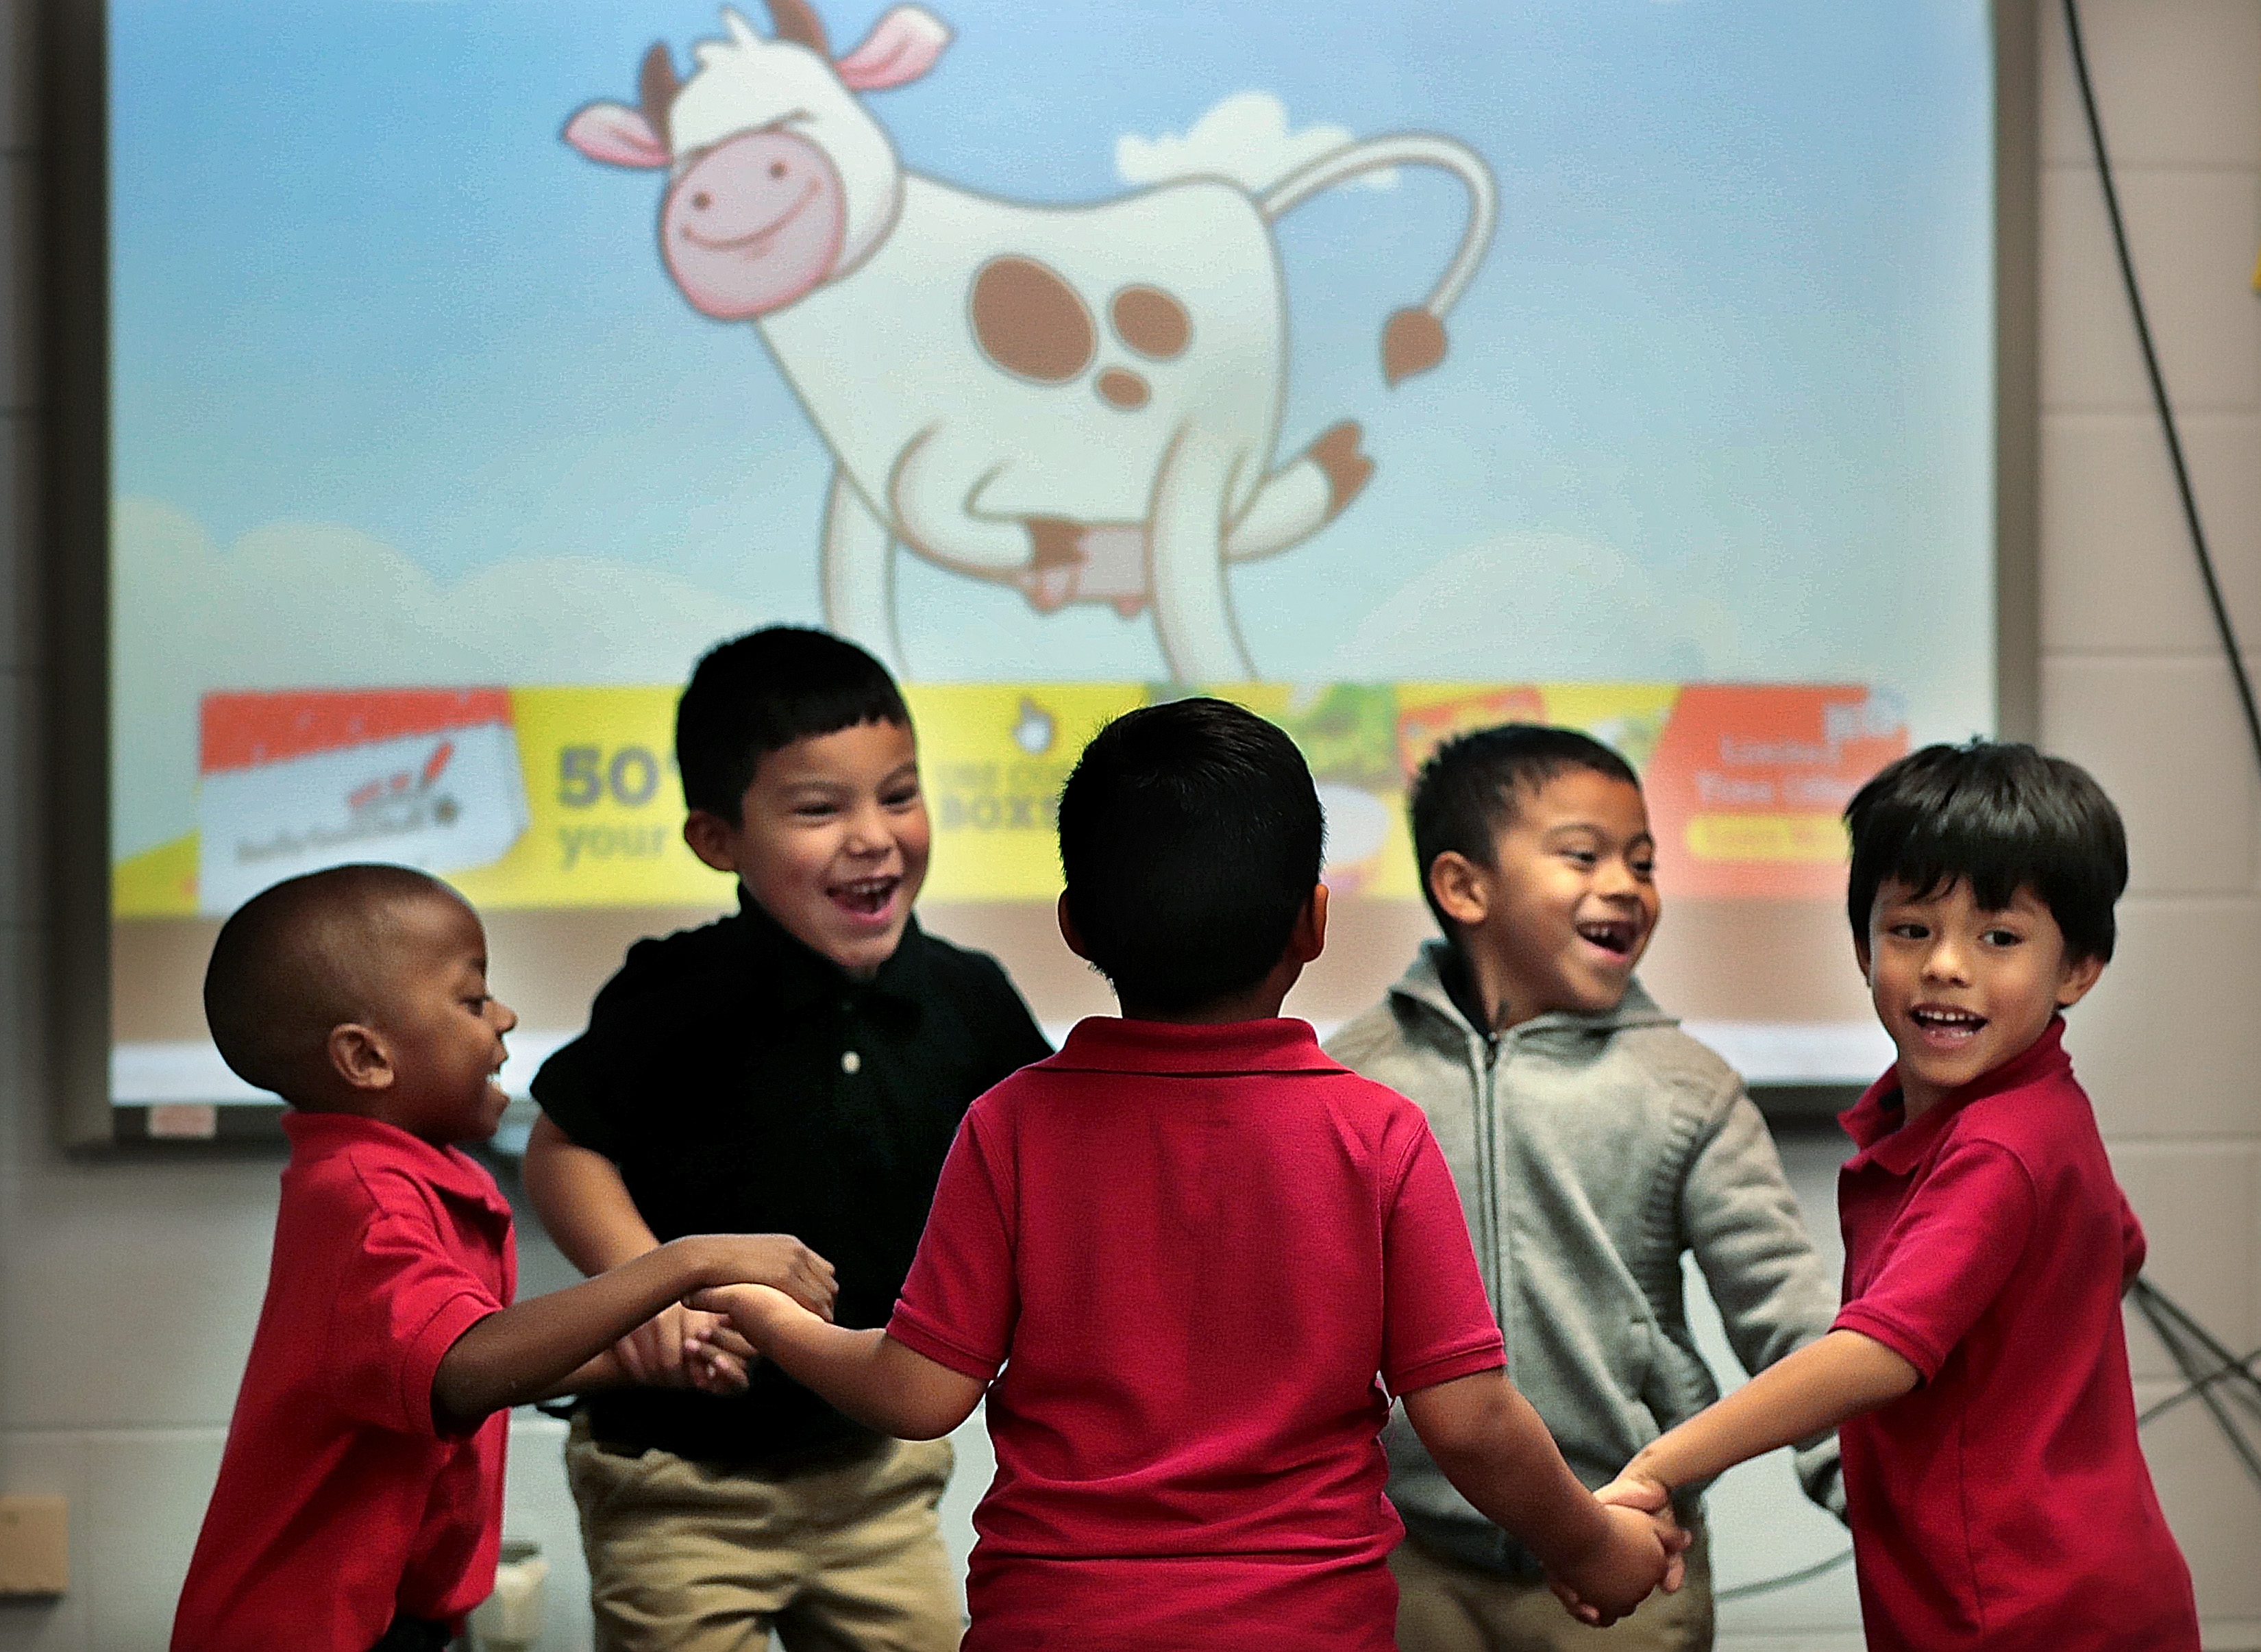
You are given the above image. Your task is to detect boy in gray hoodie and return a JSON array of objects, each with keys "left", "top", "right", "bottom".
[{"left": 1326, "top": 725, "right": 1843, "bottom": 1651}]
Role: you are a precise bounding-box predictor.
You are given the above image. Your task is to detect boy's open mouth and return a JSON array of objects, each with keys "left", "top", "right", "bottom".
[
  {"left": 1910, "top": 1006, "right": 1986, "bottom": 1040},
  {"left": 1574, "top": 920, "right": 1639, "bottom": 958},
  {"left": 830, "top": 874, "right": 900, "bottom": 918}
]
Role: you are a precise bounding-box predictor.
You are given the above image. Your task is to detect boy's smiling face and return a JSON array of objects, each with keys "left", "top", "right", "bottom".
[
  {"left": 686, "top": 717, "right": 931, "bottom": 978},
  {"left": 1858, "top": 877, "right": 2103, "bottom": 1118},
  {"left": 1434, "top": 767, "right": 1659, "bottom": 1030},
  {"left": 364, "top": 892, "right": 519, "bottom": 1146}
]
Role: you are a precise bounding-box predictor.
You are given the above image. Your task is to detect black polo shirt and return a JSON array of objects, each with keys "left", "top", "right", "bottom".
[{"left": 532, "top": 891, "right": 1050, "bottom": 1464}]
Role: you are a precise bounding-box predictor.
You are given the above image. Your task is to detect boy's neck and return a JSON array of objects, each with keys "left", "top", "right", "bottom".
[
  {"left": 1451, "top": 944, "right": 1594, "bottom": 1034},
  {"left": 1116, "top": 983, "right": 1292, "bottom": 1025}
]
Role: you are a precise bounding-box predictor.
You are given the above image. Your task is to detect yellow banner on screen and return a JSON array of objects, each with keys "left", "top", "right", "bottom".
[{"left": 112, "top": 680, "right": 1895, "bottom": 917}]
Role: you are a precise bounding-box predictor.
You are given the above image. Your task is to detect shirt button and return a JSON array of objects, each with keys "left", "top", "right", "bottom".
[{"left": 841, "top": 1050, "right": 862, "bottom": 1074}]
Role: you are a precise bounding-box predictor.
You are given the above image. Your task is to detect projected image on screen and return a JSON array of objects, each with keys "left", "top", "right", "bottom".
[{"left": 109, "top": 1, "right": 1990, "bottom": 1115}]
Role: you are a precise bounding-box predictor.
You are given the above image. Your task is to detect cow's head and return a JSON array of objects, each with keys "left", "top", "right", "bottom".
[{"left": 565, "top": 3, "right": 949, "bottom": 320}]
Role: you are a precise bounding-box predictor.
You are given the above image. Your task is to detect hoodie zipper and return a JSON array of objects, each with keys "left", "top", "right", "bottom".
[{"left": 1472, "top": 1027, "right": 1507, "bottom": 1335}]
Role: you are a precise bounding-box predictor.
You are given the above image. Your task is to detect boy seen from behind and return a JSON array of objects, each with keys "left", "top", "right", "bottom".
[
  {"left": 1326, "top": 725, "right": 1844, "bottom": 1651},
  {"left": 172, "top": 865, "right": 836, "bottom": 1652},
  {"left": 1596, "top": 742, "right": 2199, "bottom": 1649},
  {"left": 691, "top": 698, "right": 1683, "bottom": 1651},
  {"left": 523, "top": 627, "right": 1050, "bottom": 1651}
]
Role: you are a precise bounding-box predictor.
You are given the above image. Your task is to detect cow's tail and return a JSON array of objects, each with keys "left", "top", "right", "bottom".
[{"left": 1257, "top": 135, "right": 1497, "bottom": 386}]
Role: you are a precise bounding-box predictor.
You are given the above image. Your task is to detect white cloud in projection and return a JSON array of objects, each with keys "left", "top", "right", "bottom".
[
  {"left": 1115, "top": 90, "right": 1393, "bottom": 193},
  {"left": 1327, "top": 531, "right": 1740, "bottom": 684},
  {"left": 112, "top": 500, "right": 763, "bottom": 858}
]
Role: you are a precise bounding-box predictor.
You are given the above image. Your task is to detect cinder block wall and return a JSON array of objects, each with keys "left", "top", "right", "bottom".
[
  {"left": 3, "top": 4, "right": 2257, "bottom": 1649},
  {"left": 2037, "top": 1, "right": 2261, "bottom": 1643}
]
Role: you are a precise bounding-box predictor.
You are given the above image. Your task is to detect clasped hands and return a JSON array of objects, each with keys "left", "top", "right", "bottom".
[
  {"left": 617, "top": 1239, "right": 837, "bottom": 1396},
  {"left": 1548, "top": 1470, "right": 1685, "bottom": 1629}
]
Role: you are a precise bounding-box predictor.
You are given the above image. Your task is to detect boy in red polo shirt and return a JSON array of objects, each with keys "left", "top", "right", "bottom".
[
  {"left": 1592, "top": 741, "right": 2198, "bottom": 1650},
  {"left": 689, "top": 698, "right": 1683, "bottom": 1649},
  {"left": 171, "top": 864, "right": 839, "bottom": 1652}
]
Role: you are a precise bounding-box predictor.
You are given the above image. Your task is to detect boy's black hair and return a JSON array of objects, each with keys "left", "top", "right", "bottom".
[
  {"left": 676, "top": 627, "right": 910, "bottom": 821},
  {"left": 1842, "top": 740, "right": 2127, "bottom": 963},
  {"left": 1408, "top": 724, "right": 1643, "bottom": 935},
  {"left": 204, "top": 863, "right": 460, "bottom": 1102},
  {"left": 1057, "top": 698, "right": 1324, "bottom": 1013}
]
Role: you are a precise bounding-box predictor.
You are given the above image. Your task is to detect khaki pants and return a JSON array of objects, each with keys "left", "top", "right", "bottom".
[
  {"left": 565, "top": 1418, "right": 962, "bottom": 1652},
  {"left": 1390, "top": 1518, "right": 1714, "bottom": 1652}
]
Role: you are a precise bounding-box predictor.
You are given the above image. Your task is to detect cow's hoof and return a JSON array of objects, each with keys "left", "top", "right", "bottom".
[{"left": 1311, "top": 421, "right": 1376, "bottom": 519}]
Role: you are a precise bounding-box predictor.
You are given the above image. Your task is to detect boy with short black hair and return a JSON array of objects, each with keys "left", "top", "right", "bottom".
[
  {"left": 689, "top": 698, "right": 1683, "bottom": 1651},
  {"left": 1597, "top": 741, "right": 2199, "bottom": 1651},
  {"left": 1326, "top": 724, "right": 1843, "bottom": 1650},
  {"left": 172, "top": 864, "right": 836, "bottom": 1652},
  {"left": 523, "top": 626, "right": 1050, "bottom": 1650}
]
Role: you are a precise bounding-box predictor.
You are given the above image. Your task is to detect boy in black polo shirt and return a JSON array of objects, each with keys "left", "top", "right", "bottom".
[{"left": 524, "top": 627, "right": 1050, "bottom": 1651}]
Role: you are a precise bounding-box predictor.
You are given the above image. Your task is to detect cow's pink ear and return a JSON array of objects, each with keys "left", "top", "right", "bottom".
[
  {"left": 563, "top": 101, "right": 671, "bottom": 169},
  {"left": 835, "top": 5, "right": 950, "bottom": 91}
]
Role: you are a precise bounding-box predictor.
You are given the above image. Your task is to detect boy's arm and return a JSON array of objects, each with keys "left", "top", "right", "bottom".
[
  {"left": 1403, "top": 1370, "right": 1681, "bottom": 1627},
  {"left": 430, "top": 1233, "right": 837, "bottom": 1432},
  {"left": 1604, "top": 1329, "right": 1917, "bottom": 1503},
  {"left": 691, "top": 1283, "right": 987, "bottom": 1441},
  {"left": 521, "top": 1111, "right": 752, "bottom": 1388}
]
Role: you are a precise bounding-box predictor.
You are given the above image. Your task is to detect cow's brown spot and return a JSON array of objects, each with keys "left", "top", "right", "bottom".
[
  {"left": 1096, "top": 369, "right": 1150, "bottom": 410},
  {"left": 1111, "top": 286, "right": 1190, "bottom": 360},
  {"left": 972, "top": 258, "right": 1094, "bottom": 384}
]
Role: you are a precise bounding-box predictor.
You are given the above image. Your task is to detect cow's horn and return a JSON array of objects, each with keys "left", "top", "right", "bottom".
[
  {"left": 638, "top": 42, "right": 680, "bottom": 149},
  {"left": 764, "top": 0, "right": 831, "bottom": 57}
]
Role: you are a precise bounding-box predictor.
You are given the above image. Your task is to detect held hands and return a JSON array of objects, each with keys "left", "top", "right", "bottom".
[
  {"left": 695, "top": 1233, "right": 839, "bottom": 1322},
  {"left": 681, "top": 1282, "right": 819, "bottom": 1387},
  {"left": 613, "top": 1303, "right": 755, "bottom": 1394},
  {"left": 615, "top": 1234, "right": 837, "bottom": 1394},
  {"left": 1546, "top": 1479, "right": 1689, "bottom": 1628}
]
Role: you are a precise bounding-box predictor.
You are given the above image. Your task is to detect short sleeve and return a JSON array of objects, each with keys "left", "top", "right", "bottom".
[
  {"left": 1379, "top": 1118, "right": 1506, "bottom": 1397},
  {"left": 529, "top": 1028, "right": 620, "bottom": 1160},
  {"left": 887, "top": 1110, "right": 1017, "bottom": 1381},
  {"left": 324, "top": 1196, "right": 507, "bottom": 1438},
  {"left": 1833, "top": 1140, "right": 2036, "bottom": 1383}
]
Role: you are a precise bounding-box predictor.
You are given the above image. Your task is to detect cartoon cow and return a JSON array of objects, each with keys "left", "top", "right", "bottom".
[{"left": 567, "top": 1, "right": 1496, "bottom": 679}]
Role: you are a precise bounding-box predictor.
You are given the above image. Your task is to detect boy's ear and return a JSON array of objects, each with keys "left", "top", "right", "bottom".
[
  {"left": 1056, "top": 892, "right": 1089, "bottom": 961},
  {"left": 2055, "top": 950, "right": 2106, "bottom": 1010},
  {"left": 1427, "top": 852, "right": 1490, "bottom": 928},
  {"left": 682, "top": 809, "right": 741, "bottom": 874},
  {"left": 328, "top": 1022, "right": 397, "bottom": 1094},
  {"left": 1852, "top": 933, "right": 1873, "bottom": 983},
  {"left": 1292, "top": 883, "right": 1329, "bottom": 964}
]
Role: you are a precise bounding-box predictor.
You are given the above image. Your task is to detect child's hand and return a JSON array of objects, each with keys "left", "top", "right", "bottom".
[
  {"left": 1546, "top": 1503, "right": 1675, "bottom": 1628},
  {"left": 687, "top": 1280, "right": 817, "bottom": 1344},
  {"left": 695, "top": 1234, "right": 839, "bottom": 1321},
  {"left": 612, "top": 1302, "right": 730, "bottom": 1390},
  {"left": 1595, "top": 1472, "right": 1688, "bottom": 1592},
  {"left": 679, "top": 1314, "right": 757, "bottom": 1394}
]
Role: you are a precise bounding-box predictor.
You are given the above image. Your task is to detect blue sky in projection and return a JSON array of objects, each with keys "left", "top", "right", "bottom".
[{"left": 111, "top": 0, "right": 1990, "bottom": 715}]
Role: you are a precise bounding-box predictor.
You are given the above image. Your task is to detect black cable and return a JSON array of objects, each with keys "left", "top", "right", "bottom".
[
  {"left": 1712, "top": 1279, "right": 2261, "bottom": 1604},
  {"left": 2062, "top": 0, "right": 2261, "bottom": 777},
  {"left": 1714, "top": 1545, "right": 1853, "bottom": 1603}
]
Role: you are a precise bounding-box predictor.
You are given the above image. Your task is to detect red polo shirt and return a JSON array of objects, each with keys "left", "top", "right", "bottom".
[
  {"left": 173, "top": 1112, "right": 515, "bottom": 1652},
  {"left": 889, "top": 1016, "right": 1506, "bottom": 1652},
  {"left": 1830, "top": 1019, "right": 2196, "bottom": 1651}
]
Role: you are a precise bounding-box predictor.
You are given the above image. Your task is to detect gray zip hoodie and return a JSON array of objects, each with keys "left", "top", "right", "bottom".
[{"left": 1324, "top": 941, "right": 1844, "bottom": 1578}]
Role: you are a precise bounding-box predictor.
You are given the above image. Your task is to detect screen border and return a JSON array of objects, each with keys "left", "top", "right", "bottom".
[{"left": 42, "top": 1, "right": 2040, "bottom": 1149}]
